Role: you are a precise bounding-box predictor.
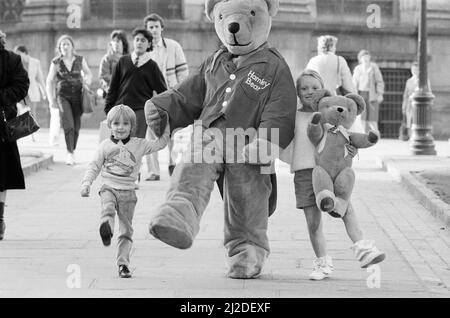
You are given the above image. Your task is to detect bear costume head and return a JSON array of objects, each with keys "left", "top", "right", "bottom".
[
  {"left": 311, "top": 89, "right": 366, "bottom": 129},
  {"left": 205, "top": 0, "right": 280, "bottom": 56}
]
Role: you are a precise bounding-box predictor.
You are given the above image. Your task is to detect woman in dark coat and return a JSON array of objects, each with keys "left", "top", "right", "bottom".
[{"left": 0, "top": 30, "right": 30, "bottom": 240}]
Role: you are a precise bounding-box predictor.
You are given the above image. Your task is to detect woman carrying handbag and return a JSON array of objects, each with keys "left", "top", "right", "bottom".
[
  {"left": 46, "top": 34, "right": 92, "bottom": 165},
  {"left": 0, "top": 30, "right": 30, "bottom": 241}
]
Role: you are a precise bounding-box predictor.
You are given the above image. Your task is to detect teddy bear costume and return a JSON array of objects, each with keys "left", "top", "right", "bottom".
[{"left": 144, "top": 0, "right": 297, "bottom": 278}]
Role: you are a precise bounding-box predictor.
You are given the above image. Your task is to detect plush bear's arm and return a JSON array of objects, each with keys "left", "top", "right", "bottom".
[
  {"left": 307, "top": 112, "right": 324, "bottom": 146},
  {"left": 349, "top": 130, "right": 379, "bottom": 149},
  {"left": 147, "top": 58, "right": 210, "bottom": 136}
]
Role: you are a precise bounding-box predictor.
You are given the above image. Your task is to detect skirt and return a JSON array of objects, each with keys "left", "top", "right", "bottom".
[
  {"left": 294, "top": 169, "right": 316, "bottom": 209},
  {"left": 0, "top": 139, "right": 25, "bottom": 191}
]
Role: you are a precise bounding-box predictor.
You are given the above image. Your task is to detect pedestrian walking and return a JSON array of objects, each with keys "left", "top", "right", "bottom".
[
  {"left": 13, "top": 45, "right": 47, "bottom": 117},
  {"left": 306, "top": 35, "right": 355, "bottom": 96},
  {"left": 352, "top": 50, "right": 384, "bottom": 133},
  {"left": 104, "top": 28, "right": 167, "bottom": 139},
  {"left": 81, "top": 104, "right": 169, "bottom": 278},
  {"left": 280, "top": 69, "right": 385, "bottom": 280},
  {"left": 14, "top": 45, "right": 47, "bottom": 142},
  {"left": 0, "top": 30, "right": 30, "bottom": 241},
  {"left": 144, "top": 13, "right": 189, "bottom": 180},
  {"left": 399, "top": 61, "right": 429, "bottom": 141},
  {"left": 99, "top": 30, "right": 129, "bottom": 97},
  {"left": 46, "top": 35, "right": 93, "bottom": 165}
]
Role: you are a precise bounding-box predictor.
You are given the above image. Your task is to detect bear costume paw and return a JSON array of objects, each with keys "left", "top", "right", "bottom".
[
  {"left": 148, "top": 205, "right": 198, "bottom": 250},
  {"left": 226, "top": 244, "right": 268, "bottom": 279}
]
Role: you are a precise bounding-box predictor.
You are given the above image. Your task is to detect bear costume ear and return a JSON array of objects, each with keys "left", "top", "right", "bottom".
[
  {"left": 310, "top": 89, "right": 332, "bottom": 111},
  {"left": 205, "top": 0, "right": 280, "bottom": 21},
  {"left": 345, "top": 93, "right": 366, "bottom": 115},
  {"left": 266, "top": 0, "right": 280, "bottom": 17}
]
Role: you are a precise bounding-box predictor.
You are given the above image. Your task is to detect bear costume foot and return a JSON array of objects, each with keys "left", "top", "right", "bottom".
[
  {"left": 149, "top": 205, "right": 198, "bottom": 250},
  {"left": 227, "top": 244, "right": 267, "bottom": 279}
]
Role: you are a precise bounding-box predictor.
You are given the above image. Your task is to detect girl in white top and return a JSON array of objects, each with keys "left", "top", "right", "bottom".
[
  {"left": 281, "top": 70, "right": 358, "bottom": 280},
  {"left": 282, "top": 70, "right": 386, "bottom": 280}
]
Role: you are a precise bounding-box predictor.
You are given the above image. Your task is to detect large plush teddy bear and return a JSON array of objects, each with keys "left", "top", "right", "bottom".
[
  {"left": 308, "top": 90, "right": 379, "bottom": 218},
  {"left": 144, "top": 0, "right": 297, "bottom": 279}
]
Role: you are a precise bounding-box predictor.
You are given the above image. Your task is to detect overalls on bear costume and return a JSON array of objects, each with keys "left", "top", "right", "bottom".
[{"left": 144, "top": 0, "right": 297, "bottom": 278}]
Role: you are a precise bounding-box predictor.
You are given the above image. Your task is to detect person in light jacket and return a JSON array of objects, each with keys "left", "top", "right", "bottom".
[{"left": 352, "top": 50, "right": 384, "bottom": 133}]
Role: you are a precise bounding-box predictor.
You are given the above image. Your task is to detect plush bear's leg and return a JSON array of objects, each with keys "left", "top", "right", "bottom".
[
  {"left": 312, "top": 166, "right": 335, "bottom": 213},
  {"left": 149, "top": 162, "right": 223, "bottom": 249},
  {"left": 331, "top": 167, "right": 355, "bottom": 218},
  {"left": 224, "top": 164, "right": 271, "bottom": 279}
]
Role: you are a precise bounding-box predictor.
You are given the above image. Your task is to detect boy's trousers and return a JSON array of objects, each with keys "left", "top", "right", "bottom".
[{"left": 99, "top": 185, "right": 137, "bottom": 267}]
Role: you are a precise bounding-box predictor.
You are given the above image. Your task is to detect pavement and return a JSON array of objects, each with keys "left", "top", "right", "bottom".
[{"left": 0, "top": 128, "right": 450, "bottom": 298}]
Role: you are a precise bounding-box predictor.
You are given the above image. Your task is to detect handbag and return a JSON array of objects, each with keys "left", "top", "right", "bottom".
[
  {"left": 335, "top": 56, "right": 351, "bottom": 96},
  {"left": 1, "top": 107, "right": 40, "bottom": 142},
  {"left": 82, "top": 84, "right": 95, "bottom": 114}
]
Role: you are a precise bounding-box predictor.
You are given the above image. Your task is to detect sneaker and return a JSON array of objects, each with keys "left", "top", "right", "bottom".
[
  {"left": 65, "top": 153, "right": 75, "bottom": 165},
  {"left": 352, "top": 240, "right": 386, "bottom": 268},
  {"left": 0, "top": 220, "right": 5, "bottom": 241},
  {"left": 99, "top": 221, "right": 113, "bottom": 247},
  {"left": 309, "top": 255, "right": 333, "bottom": 281},
  {"left": 118, "top": 265, "right": 132, "bottom": 278},
  {"left": 145, "top": 174, "right": 160, "bottom": 181}
]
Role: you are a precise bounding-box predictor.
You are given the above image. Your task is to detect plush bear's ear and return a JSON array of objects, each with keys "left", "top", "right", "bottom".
[
  {"left": 310, "top": 89, "right": 332, "bottom": 111},
  {"left": 345, "top": 93, "right": 366, "bottom": 115},
  {"left": 205, "top": 0, "right": 222, "bottom": 21},
  {"left": 265, "top": 0, "right": 280, "bottom": 17}
]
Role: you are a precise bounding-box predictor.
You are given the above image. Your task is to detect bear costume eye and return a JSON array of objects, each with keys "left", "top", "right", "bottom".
[
  {"left": 219, "top": 14, "right": 223, "bottom": 20},
  {"left": 250, "top": 10, "right": 256, "bottom": 16}
]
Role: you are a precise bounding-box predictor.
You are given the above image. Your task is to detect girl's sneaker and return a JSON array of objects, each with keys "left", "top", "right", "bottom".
[
  {"left": 65, "top": 153, "right": 75, "bottom": 165},
  {"left": 309, "top": 255, "right": 333, "bottom": 280},
  {"left": 351, "top": 240, "right": 386, "bottom": 268}
]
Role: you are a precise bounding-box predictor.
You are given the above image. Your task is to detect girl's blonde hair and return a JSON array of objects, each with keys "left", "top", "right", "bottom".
[
  {"left": 296, "top": 69, "right": 325, "bottom": 97},
  {"left": 106, "top": 104, "right": 136, "bottom": 134}
]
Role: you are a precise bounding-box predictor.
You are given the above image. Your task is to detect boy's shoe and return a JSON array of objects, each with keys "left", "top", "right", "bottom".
[
  {"left": 351, "top": 240, "right": 386, "bottom": 268},
  {"left": 309, "top": 255, "right": 333, "bottom": 281},
  {"left": 0, "top": 220, "right": 5, "bottom": 241},
  {"left": 168, "top": 165, "right": 175, "bottom": 176},
  {"left": 118, "top": 265, "right": 132, "bottom": 278},
  {"left": 99, "top": 221, "right": 113, "bottom": 247}
]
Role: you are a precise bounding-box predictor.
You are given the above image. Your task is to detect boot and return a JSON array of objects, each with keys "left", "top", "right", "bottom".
[
  {"left": 351, "top": 240, "right": 386, "bottom": 268},
  {"left": 0, "top": 202, "right": 5, "bottom": 241}
]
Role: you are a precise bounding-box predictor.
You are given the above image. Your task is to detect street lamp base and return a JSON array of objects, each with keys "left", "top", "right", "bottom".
[
  {"left": 410, "top": 135, "right": 437, "bottom": 155},
  {"left": 410, "top": 90, "right": 437, "bottom": 156}
]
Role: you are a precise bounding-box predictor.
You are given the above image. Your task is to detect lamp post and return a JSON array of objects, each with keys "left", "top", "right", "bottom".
[{"left": 410, "top": 0, "right": 437, "bottom": 155}]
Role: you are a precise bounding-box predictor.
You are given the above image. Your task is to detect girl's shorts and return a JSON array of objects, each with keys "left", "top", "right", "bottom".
[{"left": 294, "top": 169, "right": 316, "bottom": 209}]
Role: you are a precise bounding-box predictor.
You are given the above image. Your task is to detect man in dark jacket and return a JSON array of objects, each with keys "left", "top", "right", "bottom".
[{"left": 0, "top": 30, "right": 30, "bottom": 240}]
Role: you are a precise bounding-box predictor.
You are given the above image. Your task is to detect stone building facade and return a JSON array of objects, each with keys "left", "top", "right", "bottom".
[{"left": 1, "top": 0, "right": 450, "bottom": 139}]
